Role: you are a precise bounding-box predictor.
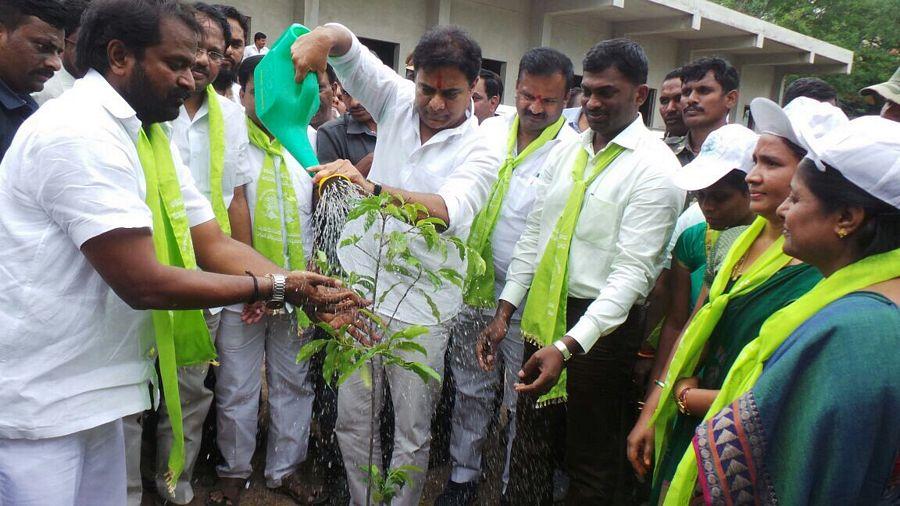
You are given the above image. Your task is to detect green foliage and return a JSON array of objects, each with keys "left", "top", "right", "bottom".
[
  {"left": 712, "top": 0, "right": 900, "bottom": 115},
  {"left": 297, "top": 193, "right": 477, "bottom": 505}
]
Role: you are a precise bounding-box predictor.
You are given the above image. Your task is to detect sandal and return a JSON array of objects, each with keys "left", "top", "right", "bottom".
[
  {"left": 206, "top": 477, "right": 246, "bottom": 506},
  {"left": 270, "top": 472, "right": 326, "bottom": 505}
]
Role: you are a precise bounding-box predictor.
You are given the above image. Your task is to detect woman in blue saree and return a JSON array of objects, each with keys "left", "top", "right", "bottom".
[{"left": 684, "top": 116, "right": 900, "bottom": 505}]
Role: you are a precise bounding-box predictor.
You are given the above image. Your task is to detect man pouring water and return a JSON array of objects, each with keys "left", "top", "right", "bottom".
[{"left": 291, "top": 23, "right": 500, "bottom": 506}]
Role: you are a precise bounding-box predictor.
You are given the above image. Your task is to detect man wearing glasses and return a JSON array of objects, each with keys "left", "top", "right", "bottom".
[
  {"left": 0, "top": 0, "right": 66, "bottom": 159},
  {"left": 150, "top": 3, "right": 253, "bottom": 504}
]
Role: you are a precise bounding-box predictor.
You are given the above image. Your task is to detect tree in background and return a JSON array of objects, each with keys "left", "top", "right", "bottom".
[{"left": 714, "top": 0, "right": 899, "bottom": 116}]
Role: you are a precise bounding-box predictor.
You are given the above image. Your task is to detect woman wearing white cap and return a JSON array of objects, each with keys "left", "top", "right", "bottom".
[
  {"left": 671, "top": 115, "right": 900, "bottom": 505},
  {"left": 628, "top": 98, "right": 846, "bottom": 503}
]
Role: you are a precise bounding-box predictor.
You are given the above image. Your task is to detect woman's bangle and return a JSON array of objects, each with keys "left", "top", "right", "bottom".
[
  {"left": 676, "top": 387, "right": 693, "bottom": 416},
  {"left": 245, "top": 271, "right": 259, "bottom": 303}
]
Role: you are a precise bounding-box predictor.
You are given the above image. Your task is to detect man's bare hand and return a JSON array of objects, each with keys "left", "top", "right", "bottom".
[
  {"left": 477, "top": 316, "right": 509, "bottom": 372},
  {"left": 240, "top": 301, "right": 266, "bottom": 324},
  {"left": 310, "top": 159, "right": 370, "bottom": 191},
  {"left": 290, "top": 26, "right": 332, "bottom": 82},
  {"left": 514, "top": 345, "right": 564, "bottom": 396},
  {"left": 285, "top": 271, "right": 367, "bottom": 311}
]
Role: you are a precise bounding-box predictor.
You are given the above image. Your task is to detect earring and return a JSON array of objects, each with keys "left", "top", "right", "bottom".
[{"left": 837, "top": 228, "right": 848, "bottom": 238}]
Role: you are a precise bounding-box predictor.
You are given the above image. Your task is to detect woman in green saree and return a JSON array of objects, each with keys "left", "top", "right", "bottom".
[
  {"left": 626, "top": 97, "right": 847, "bottom": 504},
  {"left": 686, "top": 115, "right": 900, "bottom": 505}
]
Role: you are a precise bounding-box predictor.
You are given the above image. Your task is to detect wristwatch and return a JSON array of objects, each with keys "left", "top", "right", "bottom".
[
  {"left": 553, "top": 340, "right": 572, "bottom": 362},
  {"left": 266, "top": 273, "right": 286, "bottom": 311}
]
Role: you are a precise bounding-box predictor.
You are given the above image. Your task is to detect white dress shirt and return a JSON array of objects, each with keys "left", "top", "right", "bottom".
[
  {"left": 478, "top": 113, "right": 578, "bottom": 319},
  {"left": 31, "top": 67, "right": 76, "bottom": 106},
  {"left": 243, "top": 45, "right": 269, "bottom": 58},
  {"left": 500, "top": 115, "right": 684, "bottom": 352},
  {"left": 0, "top": 70, "right": 214, "bottom": 439},
  {"left": 171, "top": 94, "right": 252, "bottom": 209},
  {"left": 329, "top": 26, "right": 500, "bottom": 325},
  {"left": 244, "top": 139, "right": 315, "bottom": 265}
]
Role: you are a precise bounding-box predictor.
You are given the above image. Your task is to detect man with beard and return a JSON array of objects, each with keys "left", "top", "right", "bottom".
[
  {"left": 0, "top": 0, "right": 65, "bottom": 159},
  {"left": 316, "top": 85, "right": 377, "bottom": 176},
  {"left": 32, "top": 0, "right": 90, "bottom": 106},
  {"left": 151, "top": 3, "right": 253, "bottom": 504},
  {"left": 0, "top": 1, "right": 358, "bottom": 504},
  {"left": 484, "top": 39, "right": 683, "bottom": 503},
  {"left": 436, "top": 47, "right": 578, "bottom": 506},
  {"left": 672, "top": 57, "right": 739, "bottom": 166},
  {"left": 659, "top": 68, "right": 687, "bottom": 142},
  {"left": 292, "top": 23, "right": 499, "bottom": 506},
  {"left": 211, "top": 4, "right": 248, "bottom": 104}
]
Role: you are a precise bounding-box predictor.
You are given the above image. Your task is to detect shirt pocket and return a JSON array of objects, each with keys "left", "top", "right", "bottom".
[{"left": 574, "top": 193, "right": 620, "bottom": 247}]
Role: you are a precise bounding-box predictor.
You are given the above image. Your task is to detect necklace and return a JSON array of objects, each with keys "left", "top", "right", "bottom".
[{"left": 730, "top": 252, "right": 748, "bottom": 281}]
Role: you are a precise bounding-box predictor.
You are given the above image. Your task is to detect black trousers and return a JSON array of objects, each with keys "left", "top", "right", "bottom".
[{"left": 506, "top": 299, "right": 644, "bottom": 505}]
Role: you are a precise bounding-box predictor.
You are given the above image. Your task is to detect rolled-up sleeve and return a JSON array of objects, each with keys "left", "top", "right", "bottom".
[
  {"left": 567, "top": 165, "right": 684, "bottom": 352},
  {"left": 327, "top": 24, "right": 411, "bottom": 124}
]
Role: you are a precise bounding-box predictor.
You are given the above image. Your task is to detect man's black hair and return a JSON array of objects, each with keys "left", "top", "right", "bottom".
[
  {"left": 77, "top": 0, "right": 201, "bottom": 75},
  {"left": 583, "top": 38, "right": 648, "bottom": 85},
  {"left": 479, "top": 69, "right": 503, "bottom": 100},
  {"left": 0, "top": 0, "right": 67, "bottom": 31},
  {"left": 253, "top": 31, "right": 265, "bottom": 41},
  {"left": 518, "top": 46, "right": 574, "bottom": 92},
  {"left": 681, "top": 57, "right": 739, "bottom": 93},
  {"left": 62, "top": 0, "right": 91, "bottom": 34},
  {"left": 663, "top": 67, "right": 683, "bottom": 82},
  {"left": 193, "top": 2, "right": 230, "bottom": 49},
  {"left": 212, "top": 4, "right": 248, "bottom": 44},
  {"left": 413, "top": 25, "right": 482, "bottom": 83},
  {"left": 238, "top": 53, "right": 262, "bottom": 88},
  {"left": 782, "top": 77, "right": 837, "bottom": 106},
  {"left": 718, "top": 168, "right": 750, "bottom": 194},
  {"left": 325, "top": 63, "right": 337, "bottom": 85}
]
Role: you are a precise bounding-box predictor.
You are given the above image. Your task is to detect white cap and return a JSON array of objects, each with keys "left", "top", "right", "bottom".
[
  {"left": 750, "top": 96, "right": 848, "bottom": 154},
  {"left": 672, "top": 124, "right": 759, "bottom": 191},
  {"left": 805, "top": 115, "right": 900, "bottom": 209}
]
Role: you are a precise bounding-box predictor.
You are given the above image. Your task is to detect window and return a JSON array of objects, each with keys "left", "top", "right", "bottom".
[{"left": 358, "top": 37, "right": 400, "bottom": 71}]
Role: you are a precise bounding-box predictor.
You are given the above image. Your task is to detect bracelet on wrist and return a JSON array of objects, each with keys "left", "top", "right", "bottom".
[
  {"left": 245, "top": 271, "right": 259, "bottom": 303},
  {"left": 676, "top": 386, "right": 693, "bottom": 416}
]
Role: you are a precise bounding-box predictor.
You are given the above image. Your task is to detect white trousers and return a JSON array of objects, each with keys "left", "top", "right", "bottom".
[
  {"left": 0, "top": 419, "right": 126, "bottom": 505},
  {"left": 214, "top": 309, "right": 315, "bottom": 487},
  {"left": 336, "top": 318, "right": 451, "bottom": 506},
  {"left": 447, "top": 311, "right": 522, "bottom": 485}
]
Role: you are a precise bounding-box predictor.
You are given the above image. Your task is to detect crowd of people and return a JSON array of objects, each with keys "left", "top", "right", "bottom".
[{"left": 0, "top": 1, "right": 898, "bottom": 505}]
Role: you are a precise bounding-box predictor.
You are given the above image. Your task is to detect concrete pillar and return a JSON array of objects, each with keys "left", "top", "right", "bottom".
[
  {"left": 427, "top": 0, "right": 452, "bottom": 27},
  {"left": 292, "top": 0, "right": 319, "bottom": 27}
]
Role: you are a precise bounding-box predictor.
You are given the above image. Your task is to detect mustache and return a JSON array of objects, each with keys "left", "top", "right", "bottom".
[{"left": 684, "top": 105, "right": 704, "bottom": 114}]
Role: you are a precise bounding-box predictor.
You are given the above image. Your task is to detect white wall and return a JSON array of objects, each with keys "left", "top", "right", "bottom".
[
  {"left": 735, "top": 64, "right": 776, "bottom": 126},
  {"left": 215, "top": 0, "right": 294, "bottom": 45}
]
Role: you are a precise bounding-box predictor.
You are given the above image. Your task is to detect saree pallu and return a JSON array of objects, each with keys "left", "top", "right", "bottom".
[
  {"left": 652, "top": 264, "right": 821, "bottom": 504},
  {"left": 693, "top": 292, "right": 900, "bottom": 505}
]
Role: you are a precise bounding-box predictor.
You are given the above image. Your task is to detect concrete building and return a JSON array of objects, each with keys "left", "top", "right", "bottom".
[{"left": 221, "top": 0, "right": 853, "bottom": 131}]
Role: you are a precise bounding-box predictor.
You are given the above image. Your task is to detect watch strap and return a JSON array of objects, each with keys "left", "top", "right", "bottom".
[{"left": 553, "top": 340, "right": 572, "bottom": 362}]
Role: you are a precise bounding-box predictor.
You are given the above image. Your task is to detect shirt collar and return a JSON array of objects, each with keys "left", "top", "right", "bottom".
[
  {"left": 345, "top": 114, "right": 375, "bottom": 136},
  {"left": 0, "top": 77, "right": 37, "bottom": 112},
  {"left": 75, "top": 70, "right": 142, "bottom": 141},
  {"left": 579, "top": 113, "right": 647, "bottom": 154}
]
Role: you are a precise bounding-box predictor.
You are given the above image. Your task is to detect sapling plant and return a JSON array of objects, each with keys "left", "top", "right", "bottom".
[{"left": 297, "top": 191, "right": 483, "bottom": 505}]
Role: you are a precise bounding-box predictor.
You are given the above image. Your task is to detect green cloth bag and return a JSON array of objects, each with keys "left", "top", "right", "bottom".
[
  {"left": 463, "top": 114, "right": 565, "bottom": 309},
  {"left": 663, "top": 247, "right": 900, "bottom": 505},
  {"left": 649, "top": 216, "right": 791, "bottom": 471},
  {"left": 246, "top": 117, "right": 307, "bottom": 270},
  {"left": 519, "top": 142, "right": 626, "bottom": 406},
  {"left": 137, "top": 124, "right": 217, "bottom": 491}
]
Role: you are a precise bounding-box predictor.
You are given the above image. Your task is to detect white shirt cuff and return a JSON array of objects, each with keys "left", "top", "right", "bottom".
[
  {"left": 499, "top": 281, "right": 528, "bottom": 309},
  {"left": 567, "top": 316, "right": 602, "bottom": 353}
]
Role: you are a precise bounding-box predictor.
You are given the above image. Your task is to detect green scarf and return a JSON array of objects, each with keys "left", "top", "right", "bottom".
[
  {"left": 463, "top": 114, "right": 565, "bottom": 308},
  {"left": 246, "top": 117, "right": 307, "bottom": 270},
  {"left": 663, "top": 247, "right": 900, "bottom": 505},
  {"left": 137, "top": 124, "right": 217, "bottom": 491},
  {"left": 650, "top": 216, "right": 791, "bottom": 468},
  {"left": 206, "top": 85, "right": 231, "bottom": 235},
  {"left": 519, "top": 141, "right": 626, "bottom": 406}
]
